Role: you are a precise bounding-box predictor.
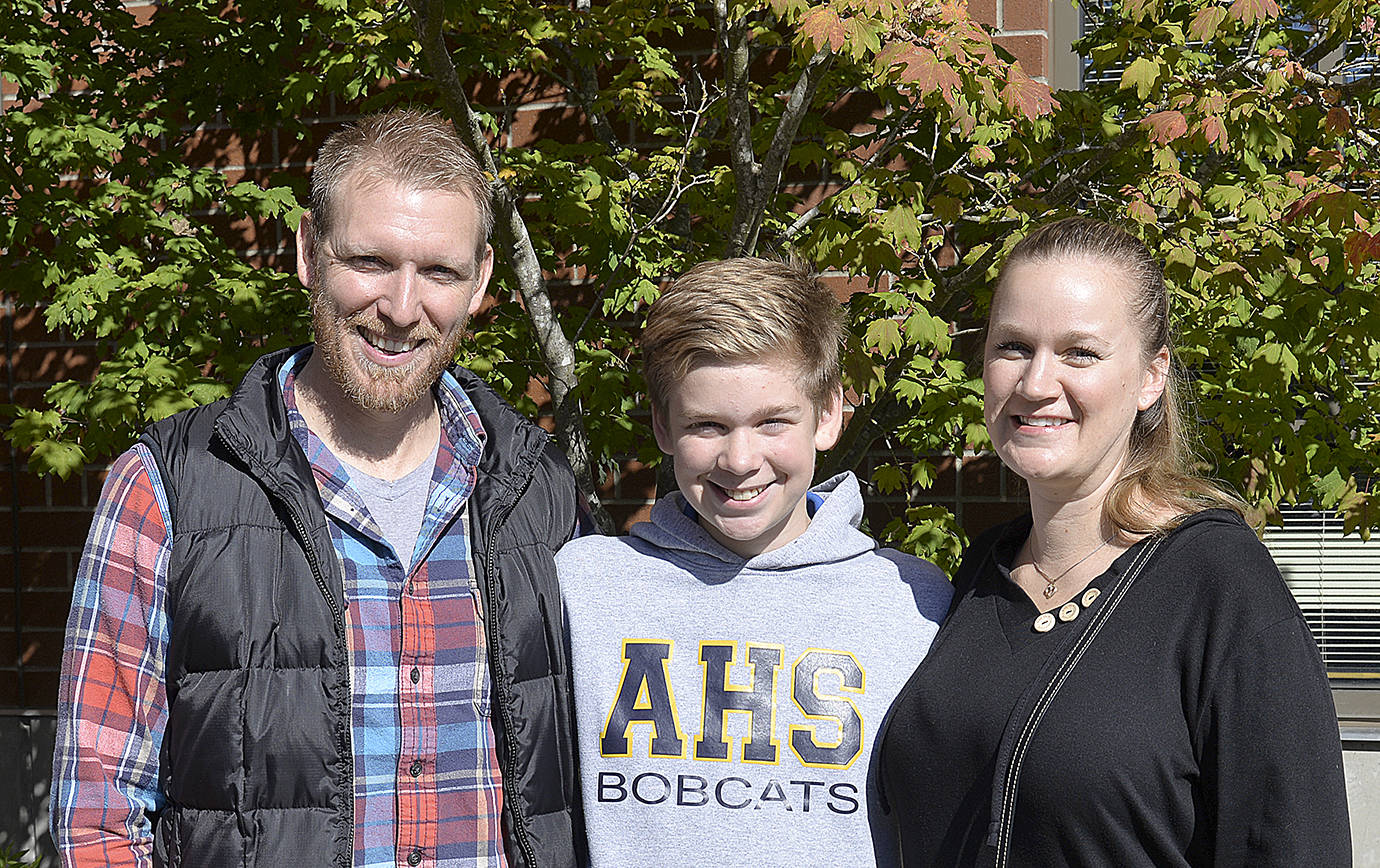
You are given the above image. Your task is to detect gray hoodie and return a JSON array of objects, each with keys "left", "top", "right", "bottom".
[{"left": 559, "top": 472, "right": 953, "bottom": 867}]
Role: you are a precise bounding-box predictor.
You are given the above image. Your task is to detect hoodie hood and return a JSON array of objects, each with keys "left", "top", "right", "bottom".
[{"left": 630, "top": 471, "right": 878, "bottom": 571}]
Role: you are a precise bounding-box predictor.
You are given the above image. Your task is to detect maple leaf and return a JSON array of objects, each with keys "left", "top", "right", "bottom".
[
  {"left": 1189, "top": 5, "right": 1229, "bottom": 41},
  {"left": 894, "top": 45, "right": 963, "bottom": 103},
  {"left": 1307, "top": 147, "right": 1343, "bottom": 171},
  {"left": 1283, "top": 187, "right": 1349, "bottom": 224},
  {"left": 1282, "top": 190, "right": 1322, "bottom": 223},
  {"left": 800, "top": 6, "right": 849, "bottom": 53},
  {"left": 1123, "top": 0, "right": 1160, "bottom": 23},
  {"left": 1142, "top": 110, "right": 1188, "bottom": 144},
  {"left": 1345, "top": 231, "right": 1380, "bottom": 270},
  {"left": 1001, "top": 63, "right": 1058, "bottom": 119},
  {"left": 1127, "top": 198, "right": 1157, "bottom": 223},
  {"left": 1198, "top": 115, "right": 1228, "bottom": 151},
  {"left": 1325, "top": 106, "right": 1352, "bottom": 133},
  {"left": 1228, "top": 0, "right": 1280, "bottom": 27},
  {"left": 1120, "top": 56, "right": 1160, "bottom": 100}
]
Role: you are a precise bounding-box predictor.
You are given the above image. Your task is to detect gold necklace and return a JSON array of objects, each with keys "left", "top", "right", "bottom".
[{"left": 1030, "top": 535, "right": 1113, "bottom": 599}]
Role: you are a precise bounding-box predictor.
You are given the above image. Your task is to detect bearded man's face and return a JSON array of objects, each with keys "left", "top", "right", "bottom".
[{"left": 304, "top": 177, "right": 492, "bottom": 414}]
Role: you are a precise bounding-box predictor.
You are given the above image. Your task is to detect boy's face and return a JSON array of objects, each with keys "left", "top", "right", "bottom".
[{"left": 653, "top": 356, "right": 843, "bottom": 559}]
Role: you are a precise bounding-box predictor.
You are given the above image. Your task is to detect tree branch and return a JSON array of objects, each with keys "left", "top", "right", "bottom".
[
  {"left": 547, "top": 10, "right": 630, "bottom": 170},
  {"left": 715, "top": 0, "right": 760, "bottom": 256},
  {"left": 744, "top": 45, "right": 833, "bottom": 252},
  {"left": 573, "top": 81, "right": 718, "bottom": 343},
  {"left": 407, "top": 0, "right": 614, "bottom": 532},
  {"left": 782, "top": 100, "right": 927, "bottom": 241}
]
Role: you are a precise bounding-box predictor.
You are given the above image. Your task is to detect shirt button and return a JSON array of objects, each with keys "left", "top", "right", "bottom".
[
  {"left": 1033, "top": 612, "right": 1056, "bottom": 633},
  {"left": 408, "top": 849, "right": 423, "bottom": 866},
  {"left": 409, "top": 760, "right": 424, "bottom": 777},
  {"left": 1081, "top": 587, "right": 1101, "bottom": 607},
  {"left": 1058, "top": 601, "right": 1081, "bottom": 622},
  {"left": 410, "top": 667, "right": 420, "bottom": 684}
]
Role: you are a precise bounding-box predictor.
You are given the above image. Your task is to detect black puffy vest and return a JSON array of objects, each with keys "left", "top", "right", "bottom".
[{"left": 139, "top": 348, "right": 582, "bottom": 867}]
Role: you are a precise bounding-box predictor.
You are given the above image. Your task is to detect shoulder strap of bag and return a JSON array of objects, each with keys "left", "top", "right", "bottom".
[{"left": 979, "top": 534, "right": 1166, "bottom": 868}]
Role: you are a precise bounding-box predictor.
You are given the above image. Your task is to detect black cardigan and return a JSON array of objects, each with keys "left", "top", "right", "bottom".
[{"left": 880, "top": 509, "right": 1350, "bottom": 866}]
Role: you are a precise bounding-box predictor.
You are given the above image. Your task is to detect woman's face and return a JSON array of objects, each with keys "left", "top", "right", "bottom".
[{"left": 983, "top": 255, "right": 1168, "bottom": 503}]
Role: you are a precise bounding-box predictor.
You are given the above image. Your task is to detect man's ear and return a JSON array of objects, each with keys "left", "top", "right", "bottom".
[
  {"left": 814, "top": 385, "right": 845, "bottom": 451},
  {"left": 467, "top": 243, "right": 495, "bottom": 318},
  {"left": 295, "top": 212, "right": 318, "bottom": 289}
]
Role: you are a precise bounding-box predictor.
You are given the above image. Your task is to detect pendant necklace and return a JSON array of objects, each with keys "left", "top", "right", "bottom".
[{"left": 1030, "top": 534, "right": 1114, "bottom": 599}]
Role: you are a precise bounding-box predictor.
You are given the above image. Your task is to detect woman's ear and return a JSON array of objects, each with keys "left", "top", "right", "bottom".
[{"left": 1139, "top": 346, "right": 1170, "bottom": 411}]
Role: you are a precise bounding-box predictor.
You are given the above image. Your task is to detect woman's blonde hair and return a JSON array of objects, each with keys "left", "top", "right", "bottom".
[{"left": 996, "top": 217, "right": 1245, "bottom": 533}]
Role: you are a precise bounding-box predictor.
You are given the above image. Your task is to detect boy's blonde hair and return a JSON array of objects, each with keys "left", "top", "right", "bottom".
[{"left": 641, "top": 257, "right": 845, "bottom": 414}]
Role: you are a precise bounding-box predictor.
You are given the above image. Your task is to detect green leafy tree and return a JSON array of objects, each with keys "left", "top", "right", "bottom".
[{"left": 4, "top": 0, "right": 1377, "bottom": 566}]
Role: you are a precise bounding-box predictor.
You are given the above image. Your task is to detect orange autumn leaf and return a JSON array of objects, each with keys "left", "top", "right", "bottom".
[
  {"left": 1142, "top": 109, "right": 1189, "bottom": 144},
  {"left": 1228, "top": 0, "right": 1280, "bottom": 26},
  {"left": 1344, "top": 231, "right": 1380, "bottom": 269},
  {"left": 800, "top": 6, "right": 849, "bottom": 52},
  {"left": 1199, "top": 115, "right": 1228, "bottom": 150},
  {"left": 1000, "top": 64, "right": 1058, "bottom": 119}
]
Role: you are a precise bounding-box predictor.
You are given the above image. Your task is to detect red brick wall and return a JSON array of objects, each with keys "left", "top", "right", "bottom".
[{"left": 2, "top": 0, "right": 1045, "bottom": 710}]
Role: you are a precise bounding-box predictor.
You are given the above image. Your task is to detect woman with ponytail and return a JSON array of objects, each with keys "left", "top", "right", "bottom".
[{"left": 880, "top": 217, "right": 1350, "bottom": 866}]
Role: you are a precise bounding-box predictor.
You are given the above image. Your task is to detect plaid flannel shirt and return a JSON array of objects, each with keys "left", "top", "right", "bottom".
[{"left": 53, "top": 349, "right": 508, "bottom": 867}]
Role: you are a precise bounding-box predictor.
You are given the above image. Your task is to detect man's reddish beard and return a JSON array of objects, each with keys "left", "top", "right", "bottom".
[{"left": 309, "top": 280, "right": 467, "bottom": 414}]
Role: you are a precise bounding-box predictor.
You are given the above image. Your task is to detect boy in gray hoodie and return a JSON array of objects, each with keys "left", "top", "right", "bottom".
[{"left": 558, "top": 258, "right": 953, "bottom": 867}]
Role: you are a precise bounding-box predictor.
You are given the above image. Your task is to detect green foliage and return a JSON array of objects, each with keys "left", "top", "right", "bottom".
[
  {"left": 0, "top": 843, "right": 42, "bottom": 868},
  {"left": 4, "top": 0, "right": 1377, "bottom": 556}
]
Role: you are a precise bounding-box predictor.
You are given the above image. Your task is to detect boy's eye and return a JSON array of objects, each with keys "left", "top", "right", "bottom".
[{"left": 689, "top": 420, "right": 726, "bottom": 433}]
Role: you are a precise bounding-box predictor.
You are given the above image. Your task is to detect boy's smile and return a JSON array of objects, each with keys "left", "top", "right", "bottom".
[{"left": 653, "top": 356, "right": 843, "bottom": 558}]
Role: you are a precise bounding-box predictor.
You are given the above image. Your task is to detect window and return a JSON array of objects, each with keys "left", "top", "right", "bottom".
[{"left": 1263, "top": 507, "right": 1380, "bottom": 740}]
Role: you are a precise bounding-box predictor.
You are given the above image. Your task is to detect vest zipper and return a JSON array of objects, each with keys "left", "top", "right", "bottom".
[
  {"left": 221, "top": 431, "right": 355, "bottom": 865},
  {"left": 482, "top": 466, "right": 540, "bottom": 868},
  {"left": 281, "top": 497, "right": 356, "bottom": 865}
]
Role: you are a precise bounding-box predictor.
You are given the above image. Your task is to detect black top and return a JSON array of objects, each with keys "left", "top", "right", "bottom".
[{"left": 880, "top": 509, "right": 1350, "bottom": 867}]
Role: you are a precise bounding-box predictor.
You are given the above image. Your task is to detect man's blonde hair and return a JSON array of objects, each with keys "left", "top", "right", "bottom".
[
  {"left": 308, "top": 109, "right": 493, "bottom": 262},
  {"left": 642, "top": 257, "right": 845, "bottom": 414}
]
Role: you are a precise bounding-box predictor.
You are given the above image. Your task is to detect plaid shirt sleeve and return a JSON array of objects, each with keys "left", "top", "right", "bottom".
[{"left": 52, "top": 445, "right": 172, "bottom": 868}]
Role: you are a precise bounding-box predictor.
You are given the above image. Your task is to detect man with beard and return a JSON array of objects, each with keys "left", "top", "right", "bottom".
[{"left": 51, "top": 110, "right": 583, "bottom": 868}]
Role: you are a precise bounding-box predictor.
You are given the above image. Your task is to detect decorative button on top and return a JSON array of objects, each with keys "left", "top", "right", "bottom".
[
  {"left": 409, "top": 760, "right": 423, "bottom": 777},
  {"left": 1081, "top": 587, "right": 1101, "bottom": 607},
  {"left": 1058, "top": 601, "right": 1081, "bottom": 622},
  {"left": 410, "top": 667, "right": 420, "bottom": 684},
  {"left": 1033, "top": 612, "right": 1057, "bottom": 633},
  {"left": 408, "top": 849, "right": 423, "bottom": 866}
]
